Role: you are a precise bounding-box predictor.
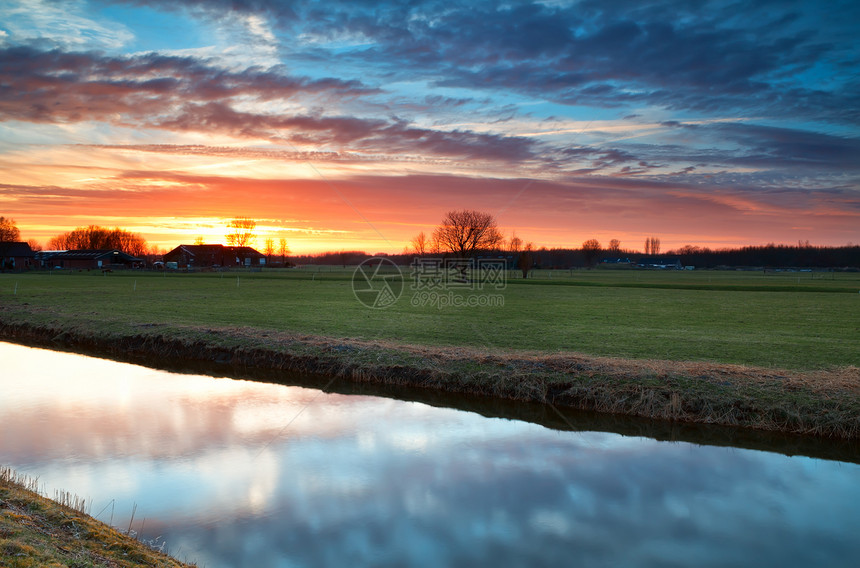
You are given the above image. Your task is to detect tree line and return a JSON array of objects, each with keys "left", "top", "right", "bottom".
[
  {"left": 294, "top": 243, "right": 860, "bottom": 271},
  {"left": 315, "top": 209, "right": 860, "bottom": 271},
  {"left": 0, "top": 216, "right": 292, "bottom": 263},
  {"left": 4, "top": 213, "right": 858, "bottom": 270},
  {"left": 47, "top": 225, "right": 149, "bottom": 257},
  {"left": 668, "top": 243, "right": 860, "bottom": 269}
]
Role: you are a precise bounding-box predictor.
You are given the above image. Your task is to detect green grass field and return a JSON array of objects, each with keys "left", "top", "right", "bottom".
[{"left": 2, "top": 267, "right": 859, "bottom": 370}]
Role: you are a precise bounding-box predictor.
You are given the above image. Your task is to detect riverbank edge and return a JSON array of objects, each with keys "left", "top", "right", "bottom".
[
  {"left": 1, "top": 317, "right": 858, "bottom": 440},
  {"left": 0, "top": 467, "right": 196, "bottom": 567}
]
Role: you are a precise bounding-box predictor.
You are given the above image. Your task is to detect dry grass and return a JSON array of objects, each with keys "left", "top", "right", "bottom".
[{"left": 0, "top": 467, "right": 195, "bottom": 568}]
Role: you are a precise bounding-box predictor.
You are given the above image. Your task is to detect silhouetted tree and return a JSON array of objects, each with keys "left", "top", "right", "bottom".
[
  {"left": 0, "top": 216, "right": 20, "bottom": 242},
  {"left": 432, "top": 209, "right": 503, "bottom": 258},
  {"left": 337, "top": 250, "right": 351, "bottom": 267},
  {"left": 608, "top": 239, "right": 621, "bottom": 253},
  {"left": 264, "top": 238, "right": 275, "bottom": 261},
  {"left": 581, "top": 239, "right": 602, "bottom": 267},
  {"left": 226, "top": 217, "right": 257, "bottom": 247},
  {"left": 278, "top": 238, "right": 290, "bottom": 264},
  {"left": 519, "top": 242, "right": 535, "bottom": 278},
  {"left": 47, "top": 225, "right": 148, "bottom": 256},
  {"left": 0, "top": 216, "right": 22, "bottom": 270},
  {"left": 410, "top": 231, "right": 430, "bottom": 255},
  {"left": 508, "top": 232, "right": 523, "bottom": 254}
]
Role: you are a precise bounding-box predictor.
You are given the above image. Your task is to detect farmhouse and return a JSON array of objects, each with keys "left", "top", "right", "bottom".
[
  {"left": 163, "top": 244, "right": 266, "bottom": 269},
  {"left": 37, "top": 249, "right": 143, "bottom": 270},
  {"left": 0, "top": 241, "right": 36, "bottom": 270}
]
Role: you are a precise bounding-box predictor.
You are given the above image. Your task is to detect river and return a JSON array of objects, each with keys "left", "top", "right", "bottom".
[{"left": 1, "top": 341, "right": 858, "bottom": 567}]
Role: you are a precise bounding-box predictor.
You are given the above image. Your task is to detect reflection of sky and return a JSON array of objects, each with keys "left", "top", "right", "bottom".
[{"left": 1, "top": 342, "right": 858, "bottom": 567}]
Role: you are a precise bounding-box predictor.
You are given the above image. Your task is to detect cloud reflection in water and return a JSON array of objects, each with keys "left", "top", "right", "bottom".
[{"left": 1, "top": 342, "right": 858, "bottom": 568}]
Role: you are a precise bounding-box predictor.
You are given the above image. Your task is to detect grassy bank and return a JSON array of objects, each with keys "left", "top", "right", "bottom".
[
  {"left": 0, "top": 269, "right": 858, "bottom": 438},
  {"left": 0, "top": 467, "right": 194, "bottom": 568},
  {"left": 2, "top": 268, "right": 859, "bottom": 368}
]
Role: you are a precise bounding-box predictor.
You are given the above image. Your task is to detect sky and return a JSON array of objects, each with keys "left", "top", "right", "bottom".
[{"left": 1, "top": 0, "right": 858, "bottom": 254}]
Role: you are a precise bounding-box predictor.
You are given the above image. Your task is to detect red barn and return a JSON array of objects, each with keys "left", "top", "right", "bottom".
[
  {"left": 38, "top": 249, "right": 143, "bottom": 270},
  {"left": 0, "top": 242, "right": 36, "bottom": 270},
  {"left": 163, "top": 245, "right": 266, "bottom": 269}
]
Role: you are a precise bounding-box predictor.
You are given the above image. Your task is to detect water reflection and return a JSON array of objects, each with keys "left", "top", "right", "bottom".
[{"left": 1, "top": 342, "right": 858, "bottom": 568}]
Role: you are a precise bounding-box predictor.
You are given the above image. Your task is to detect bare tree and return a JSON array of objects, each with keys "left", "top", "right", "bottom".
[
  {"left": 410, "top": 231, "right": 430, "bottom": 255},
  {"left": 581, "top": 238, "right": 602, "bottom": 267},
  {"left": 519, "top": 242, "right": 535, "bottom": 278},
  {"left": 608, "top": 239, "right": 621, "bottom": 253},
  {"left": 226, "top": 217, "right": 257, "bottom": 247},
  {"left": 644, "top": 236, "right": 661, "bottom": 255},
  {"left": 676, "top": 244, "right": 702, "bottom": 255},
  {"left": 429, "top": 231, "right": 441, "bottom": 254},
  {"left": 432, "top": 209, "right": 503, "bottom": 258},
  {"left": 0, "top": 216, "right": 22, "bottom": 269},
  {"left": 0, "top": 216, "right": 20, "bottom": 242},
  {"left": 337, "top": 250, "right": 351, "bottom": 268},
  {"left": 47, "top": 225, "right": 148, "bottom": 256},
  {"left": 278, "top": 238, "right": 290, "bottom": 264},
  {"left": 509, "top": 232, "right": 523, "bottom": 254},
  {"left": 26, "top": 239, "right": 43, "bottom": 252},
  {"left": 194, "top": 236, "right": 205, "bottom": 245},
  {"left": 264, "top": 238, "right": 275, "bottom": 261}
]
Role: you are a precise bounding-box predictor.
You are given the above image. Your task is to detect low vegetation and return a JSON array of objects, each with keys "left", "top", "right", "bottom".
[
  {"left": 0, "top": 467, "right": 194, "bottom": 568},
  {"left": 0, "top": 268, "right": 858, "bottom": 438},
  {"left": 2, "top": 268, "right": 858, "bottom": 368}
]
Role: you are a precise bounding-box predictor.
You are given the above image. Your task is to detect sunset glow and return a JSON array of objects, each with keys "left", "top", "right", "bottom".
[{"left": 1, "top": 1, "right": 858, "bottom": 253}]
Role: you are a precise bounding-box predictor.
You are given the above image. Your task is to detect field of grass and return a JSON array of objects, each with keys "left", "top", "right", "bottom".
[{"left": 1, "top": 267, "right": 858, "bottom": 370}]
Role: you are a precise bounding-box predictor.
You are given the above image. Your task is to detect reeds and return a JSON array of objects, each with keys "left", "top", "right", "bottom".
[
  {"left": 0, "top": 466, "right": 196, "bottom": 567},
  {"left": 54, "top": 488, "right": 90, "bottom": 515},
  {"left": 0, "top": 466, "right": 39, "bottom": 493}
]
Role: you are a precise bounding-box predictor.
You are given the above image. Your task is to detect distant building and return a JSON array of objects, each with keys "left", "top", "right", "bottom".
[
  {"left": 37, "top": 249, "right": 143, "bottom": 270},
  {"left": 0, "top": 241, "right": 36, "bottom": 270},
  {"left": 636, "top": 256, "right": 682, "bottom": 269},
  {"left": 163, "top": 244, "right": 266, "bottom": 269},
  {"left": 601, "top": 257, "right": 632, "bottom": 265}
]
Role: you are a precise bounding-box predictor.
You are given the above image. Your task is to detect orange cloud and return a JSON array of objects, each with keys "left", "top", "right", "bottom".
[{"left": 6, "top": 166, "right": 859, "bottom": 254}]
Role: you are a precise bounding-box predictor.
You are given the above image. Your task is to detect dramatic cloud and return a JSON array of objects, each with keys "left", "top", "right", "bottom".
[
  {"left": 0, "top": 45, "right": 373, "bottom": 121},
  {"left": 0, "top": 45, "right": 537, "bottom": 162},
  {"left": 1, "top": 0, "right": 858, "bottom": 251},
  {"left": 108, "top": 0, "right": 860, "bottom": 122}
]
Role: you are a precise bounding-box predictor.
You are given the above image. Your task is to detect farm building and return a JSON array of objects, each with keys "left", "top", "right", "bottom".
[
  {"left": 0, "top": 241, "right": 36, "bottom": 270},
  {"left": 163, "top": 244, "right": 266, "bottom": 268},
  {"left": 37, "top": 249, "right": 143, "bottom": 270},
  {"left": 601, "top": 257, "right": 632, "bottom": 265},
  {"left": 636, "top": 257, "right": 683, "bottom": 269}
]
